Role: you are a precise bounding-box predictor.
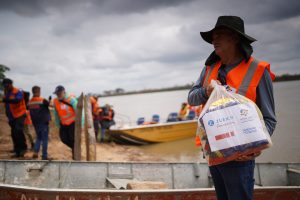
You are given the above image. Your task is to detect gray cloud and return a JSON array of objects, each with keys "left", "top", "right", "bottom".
[{"left": 0, "top": 0, "right": 299, "bottom": 96}]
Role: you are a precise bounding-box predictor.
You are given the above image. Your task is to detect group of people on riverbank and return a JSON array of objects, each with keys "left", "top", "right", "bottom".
[{"left": 0, "top": 79, "right": 115, "bottom": 160}]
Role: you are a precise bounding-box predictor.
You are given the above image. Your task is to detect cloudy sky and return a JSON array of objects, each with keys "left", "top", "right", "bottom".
[{"left": 0, "top": 0, "right": 299, "bottom": 96}]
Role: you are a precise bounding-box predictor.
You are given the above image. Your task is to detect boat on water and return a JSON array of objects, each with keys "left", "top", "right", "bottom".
[
  {"left": 107, "top": 120, "right": 198, "bottom": 145},
  {"left": 0, "top": 160, "right": 299, "bottom": 200}
]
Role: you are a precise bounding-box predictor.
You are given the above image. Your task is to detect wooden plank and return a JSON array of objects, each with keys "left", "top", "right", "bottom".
[
  {"left": 74, "top": 93, "right": 83, "bottom": 161},
  {"left": 126, "top": 181, "right": 168, "bottom": 190},
  {"left": 84, "top": 95, "right": 97, "bottom": 161}
]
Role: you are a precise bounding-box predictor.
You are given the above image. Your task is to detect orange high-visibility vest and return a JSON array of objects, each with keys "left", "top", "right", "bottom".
[
  {"left": 195, "top": 57, "right": 275, "bottom": 147},
  {"left": 179, "top": 106, "right": 189, "bottom": 120},
  {"left": 90, "top": 96, "right": 99, "bottom": 118},
  {"left": 6, "top": 87, "right": 27, "bottom": 119},
  {"left": 28, "top": 97, "right": 44, "bottom": 107},
  {"left": 54, "top": 97, "right": 76, "bottom": 125},
  {"left": 101, "top": 109, "right": 113, "bottom": 121},
  {"left": 202, "top": 56, "right": 275, "bottom": 102}
]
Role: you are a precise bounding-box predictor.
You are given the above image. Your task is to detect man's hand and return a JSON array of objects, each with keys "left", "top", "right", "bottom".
[
  {"left": 205, "top": 80, "right": 221, "bottom": 97},
  {"left": 235, "top": 151, "right": 261, "bottom": 161}
]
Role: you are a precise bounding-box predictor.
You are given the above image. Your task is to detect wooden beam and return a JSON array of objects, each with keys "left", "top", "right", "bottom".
[
  {"left": 84, "top": 95, "right": 97, "bottom": 161},
  {"left": 74, "top": 93, "right": 83, "bottom": 161}
]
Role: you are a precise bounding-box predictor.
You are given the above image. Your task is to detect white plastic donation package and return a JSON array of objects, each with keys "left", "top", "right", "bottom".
[{"left": 197, "top": 80, "right": 272, "bottom": 166}]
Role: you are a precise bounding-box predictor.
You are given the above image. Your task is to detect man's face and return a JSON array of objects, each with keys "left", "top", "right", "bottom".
[
  {"left": 56, "top": 90, "right": 65, "bottom": 100},
  {"left": 212, "top": 28, "right": 239, "bottom": 57},
  {"left": 3, "top": 83, "right": 13, "bottom": 91}
]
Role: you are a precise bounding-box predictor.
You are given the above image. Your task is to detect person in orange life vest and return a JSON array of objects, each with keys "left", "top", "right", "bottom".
[
  {"left": 1, "top": 78, "right": 27, "bottom": 158},
  {"left": 28, "top": 86, "right": 51, "bottom": 160},
  {"left": 188, "top": 16, "right": 276, "bottom": 200},
  {"left": 23, "top": 110, "right": 35, "bottom": 149},
  {"left": 178, "top": 102, "right": 189, "bottom": 121},
  {"left": 90, "top": 96, "right": 101, "bottom": 139},
  {"left": 99, "top": 104, "right": 115, "bottom": 142},
  {"left": 53, "top": 85, "right": 77, "bottom": 158}
]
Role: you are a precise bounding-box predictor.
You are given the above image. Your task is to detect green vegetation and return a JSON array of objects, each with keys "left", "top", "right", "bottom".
[{"left": 0, "top": 64, "right": 10, "bottom": 93}]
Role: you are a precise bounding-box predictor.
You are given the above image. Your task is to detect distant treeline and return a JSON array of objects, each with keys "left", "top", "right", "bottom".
[
  {"left": 96, "top": 73, "right": 300, "bottom": 97},
  {"left": 96, "top": 84, "right": 193, "bottom": 97},
  {"left": 274, "top": 73, "right": 300, "bottom": 82}
]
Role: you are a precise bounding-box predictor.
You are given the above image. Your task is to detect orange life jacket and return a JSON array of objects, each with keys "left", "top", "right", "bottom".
[
  {"left": 195, "top": 57, "right": 275, "bottom": 146},
  {"left": 90, "top": 96, "right": 99, "bottom": 119},
  {"left": 179, "top": 106, "right": 189, "bottom": 119},
  {"left": 28, "top": 97, "right": 44, "bottom": 108},
  {"left": 195, "top": 105, "right": 203, "bottom": 117},
  {"left": 101, "top": 109, "right": 113, "bottom": 121},
  {"left": 6, "top": 87, "right": 27, "bottom": 119},
  {"left": 202, "top": 56, "right": 275, "bottom": 102},
  {"left": 54, "top": 97, "right": 76, "bottom": 125}
]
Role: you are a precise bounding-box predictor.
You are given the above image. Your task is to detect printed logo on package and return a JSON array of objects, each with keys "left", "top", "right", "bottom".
[
  {"left": 208, "top": 120, "right": 214, "bottom": 126},
  {"left": 240, "top": 109, "right": 249, "bottom": 116}
]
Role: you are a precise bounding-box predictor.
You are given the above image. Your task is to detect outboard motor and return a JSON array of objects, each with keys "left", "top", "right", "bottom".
[
  {"left": 167, "top": 112, "right": 179, "bottom": 122},
  {"left": 152, "top": 114, "right": 160, "bottom": 123},
  {"left": 187, "top": 110, "right": 196, "bottom": 120}
]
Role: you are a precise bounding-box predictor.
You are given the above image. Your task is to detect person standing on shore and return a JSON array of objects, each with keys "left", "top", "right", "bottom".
[
  {"left": 28, "top": 86, "right": 51, "bottom": 160},
  {"left": 53, "top": 85, "right": 77, "bottom": 159},
  {"left": 99, "top": 104, "right": 115, "bottom": 142},
  {"left": 1, "top": 78, "right": 27, "bottom": 158},
  {"left": 188, "top": 16, "right": 277, "bottom": 200},
  {"left": 90, "top": 96, "right": 101, "bottom": 140}
]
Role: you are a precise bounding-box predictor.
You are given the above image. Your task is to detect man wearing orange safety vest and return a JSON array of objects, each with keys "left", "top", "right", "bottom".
[
  {"left": 53, "top": 85, "right": 77, "bottom": 158},
  {"left": 178, "top": 102, "right": 189, "bottom": 121},
  {"left": 90, "top": 96, "right": 101, "bottom": 139},
  {"left": 28, "top": 86, "right": 51, "bottom": 160},
  {"left": 1, "top": 78, "right": 27, "bottom": 158},
  {"left": 99, "top": 104, "right": 115, "bottom": 142},
  {"left": 188, "top": 16, "right": 276, "bottom": 200}
]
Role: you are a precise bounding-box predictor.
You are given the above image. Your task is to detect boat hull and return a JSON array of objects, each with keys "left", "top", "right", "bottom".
[
  {"left": 0, "top": 184, "right": 299, "bottom": 200},
  {"left": 107, "top": 120, "right": 198, "bottom": 145}
]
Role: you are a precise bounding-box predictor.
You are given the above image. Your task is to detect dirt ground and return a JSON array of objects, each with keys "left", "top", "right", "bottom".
[{"left": 0, "top": 104, "right": 165, "bottom": 162}]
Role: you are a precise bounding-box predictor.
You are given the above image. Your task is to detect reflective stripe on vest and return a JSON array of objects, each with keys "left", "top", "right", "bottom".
[
  {"left": 54, "top": 97, "right": 76, "bottom": 125},
  {"left": 203, "top": 63, "right": 217, "bottom": 87},
  {"left": 7, "top": 87, "right": 27, "bottom": 119},
  {"left": 28, "top": 97, "right": 44, "bottom": 109}
]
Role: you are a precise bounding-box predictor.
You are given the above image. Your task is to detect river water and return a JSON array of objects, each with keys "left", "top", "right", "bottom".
[{"left": 100, "top": 80, "right": 300, "bottom": 163}]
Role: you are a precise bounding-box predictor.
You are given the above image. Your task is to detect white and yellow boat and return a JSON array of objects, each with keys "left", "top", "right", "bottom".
[{"left": 107, "top": 120, "right": 198, "bottom": 145}]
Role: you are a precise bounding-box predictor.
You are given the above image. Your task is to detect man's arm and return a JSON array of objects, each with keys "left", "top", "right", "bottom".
[
  {"left": 70, "top": 97, "right": 78, "bottom": 110},
  {"left": 53, "top": 109, "right": 61, "bottom": 128},
  {"left": 256, "top": 70, "right": 277, "bottom": 136},
  {"left": 188, "top": 66, "right": 209, "bottom": 106},
  {"left": 42, "top": 99, "right": 50, "bottom": 107},
  {"left": 3, "top": 90, "right": 23, "bottom": 104}
]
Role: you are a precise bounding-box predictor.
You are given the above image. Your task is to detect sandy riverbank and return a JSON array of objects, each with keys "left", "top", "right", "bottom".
[{"left": 0, "top": 104, "right": 197, "bottom": 162}]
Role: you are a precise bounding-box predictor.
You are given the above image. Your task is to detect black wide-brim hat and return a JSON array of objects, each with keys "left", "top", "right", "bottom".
[{"left": 200, "top": 16, "right": 256, "bottom": 44}]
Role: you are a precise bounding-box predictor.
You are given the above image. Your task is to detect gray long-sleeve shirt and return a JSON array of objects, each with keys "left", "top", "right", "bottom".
[{"left": 188, "top": 60, "right": 277, "bottom": 136}]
